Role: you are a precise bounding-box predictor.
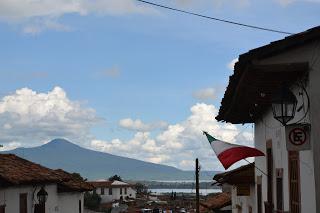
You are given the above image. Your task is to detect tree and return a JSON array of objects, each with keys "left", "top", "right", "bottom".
[
  {"left": 135, "top": 182, "right": 148, "bottom": 195},
  {"left": 108, "top": 174, "right": 122, "bottom": 181},
  {"left": 71, "top": 172, "right": 87, "bottom": 181},
  {"left": 84, "top": 192, "right": 101, "bottom": 210}
]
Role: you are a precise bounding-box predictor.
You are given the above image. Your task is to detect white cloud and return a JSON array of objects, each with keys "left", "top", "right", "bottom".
[
  {"left": 119, "top": 118, "right": 168, "bottom": 132},
  {"left": 0, "top": 0, "right": 156, "bottom": 33},
  {"left": 0, "top": 86, "right": 99, "bottom": 148},
  {"left": 0, "top": 142, "right": 21, "bottom": 151},
  {"left": 0, "top": 87, "right": 254, "bottom": 170},
  {"left": 227, "top": 58, "right": 238, "bottom": 71},
  {"left": 0, "top": 0, "right": 154, "bottom": 21},
  {"left": 276, "top": 0, "right": 295, "bottom": 6},
  {"left": 91, "top": 103, "right": 254, "bottom": 170},
  {"left": 22, "top": 18, "right": 71, "bottom": 35},
  {"left": 174, "top": 0, "right": 250, "bottom": 9},
  {"left": 275, "top": 0, "right": 320, "bottom": 6},
  {"left": 193, "top": 88, "right": 216, "bottom": 101}
]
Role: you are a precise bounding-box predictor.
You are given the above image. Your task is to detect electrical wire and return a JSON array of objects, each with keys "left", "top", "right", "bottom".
[{"left": 136, "top": 0, "right": 294, "bottom": 35}]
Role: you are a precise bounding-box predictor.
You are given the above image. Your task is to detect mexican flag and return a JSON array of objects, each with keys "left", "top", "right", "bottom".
[{"left": 203, "top": 131, "right": 264, "bottom": 169}]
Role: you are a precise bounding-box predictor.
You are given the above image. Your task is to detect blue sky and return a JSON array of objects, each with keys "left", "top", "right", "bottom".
[{"left": 0, "top": 0, "right": 319, "bottom": 171}]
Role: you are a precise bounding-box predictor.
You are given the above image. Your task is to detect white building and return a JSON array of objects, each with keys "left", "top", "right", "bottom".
[
  {"left": 216, "top": 26, "right": 320, "bottom": 213},
  {"left": 89, "top": 180, "right": 136, "bottom": 203},
  {"left": 214, "top": 163, "right": 255, "bottom": 213},
  {"left": 0, "top": 154, "right": 93, "bottom": 213}
]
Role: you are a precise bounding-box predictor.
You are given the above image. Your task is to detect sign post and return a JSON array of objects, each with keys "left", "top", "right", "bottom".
[{"left": 286, "top": 124, "right": 310, "bottom": 151}]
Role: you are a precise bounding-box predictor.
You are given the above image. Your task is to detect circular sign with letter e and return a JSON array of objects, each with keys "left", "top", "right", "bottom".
[{"left": 289, "top": 128, "right": 307, "bottom": 146}]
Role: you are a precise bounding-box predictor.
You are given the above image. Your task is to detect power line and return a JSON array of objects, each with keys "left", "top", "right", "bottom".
[{"left": 136, "top": 0, "right": 294, "bottom": 35}]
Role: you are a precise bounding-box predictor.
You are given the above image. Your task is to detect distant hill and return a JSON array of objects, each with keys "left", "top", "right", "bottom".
[{"left": 2, "top": 139, "right": 218, "bottom": 181}]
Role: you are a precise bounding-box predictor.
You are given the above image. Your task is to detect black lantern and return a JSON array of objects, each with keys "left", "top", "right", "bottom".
[
  {"left": 271, "top": 84, "right": 297, "bottom": 126},
  {"left": 37, "top": 187, "right": 48, "bottom": 204}
]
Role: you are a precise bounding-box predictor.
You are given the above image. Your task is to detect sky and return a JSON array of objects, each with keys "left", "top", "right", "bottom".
[{"left": 0, "top": 0, "right": 319, "bottom": 171}]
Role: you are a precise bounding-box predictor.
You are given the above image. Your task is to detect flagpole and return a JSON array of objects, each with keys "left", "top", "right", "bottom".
[{"left": 195, "top": 158, "right": 200, "bottom": 213}]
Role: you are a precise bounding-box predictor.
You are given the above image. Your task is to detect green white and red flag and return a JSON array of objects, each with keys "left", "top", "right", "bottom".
[{"left": 203, "top": 131, "right": 264, "bottom": 169}]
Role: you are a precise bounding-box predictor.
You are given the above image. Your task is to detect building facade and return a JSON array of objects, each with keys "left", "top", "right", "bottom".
[
  {"left": 216, "top": 26, "right": 320, "bottom": 213},
  {"left": 0, "top": 154, "right": 93, "bottom": 213},
  {"left": 89, "top": 180, "right": 136, "bottom": 203},
  {"left": 214, "top": 163, "right": 255, "bottom": 213}
]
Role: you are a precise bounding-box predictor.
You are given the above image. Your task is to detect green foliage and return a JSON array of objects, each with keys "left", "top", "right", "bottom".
[
  {"left": 84, "top": 192, "right": 101, "bottom": 210},
  {"left": 135, "top": 182, "right": 148, "bottom": 195},
  {"left": 71, "top": 172, "right": 87, "bottom": 181},
  {"left": 108, "top": 174, "right": 122, "bottom": 181}
]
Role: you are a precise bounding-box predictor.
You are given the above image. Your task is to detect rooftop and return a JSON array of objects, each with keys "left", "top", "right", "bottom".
[
  {"left": 216, "top": 26, "right": 320, "bottom": 123},
  {"left": 200, "top": 192, "right": 231, "bottom": 211},
  {"left": 213, "top": 163, "right": 255, "bottom": 185},
  {"left": 0, "top": 154, "right": 93, "bottom": 192},
  {"left": 89, "top": 180, "right": 134, "bottom": 188}
]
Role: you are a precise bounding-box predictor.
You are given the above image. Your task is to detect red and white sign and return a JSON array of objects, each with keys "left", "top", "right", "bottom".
[{"left": 286, "top": 124, "right": 310, "bottom": 151}]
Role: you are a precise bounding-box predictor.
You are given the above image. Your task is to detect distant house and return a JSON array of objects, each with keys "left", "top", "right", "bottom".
[
  {"left": 89, "top": 180, "right": 136, "bottom": 203},
  {"left": 0, "top": 154, "right": 93, "bottom": 213},
  {"left": 213, "top": 163, "right": 255, "bottom": 213}
]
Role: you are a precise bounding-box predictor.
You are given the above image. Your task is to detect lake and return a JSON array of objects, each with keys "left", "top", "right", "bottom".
[{"left": 150, "top": 188, "right": 221, "bottom": 195}]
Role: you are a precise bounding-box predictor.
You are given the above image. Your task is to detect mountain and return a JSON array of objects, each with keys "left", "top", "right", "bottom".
[{"left": 2, "top": 139, "right": 218, "bottom": 181}]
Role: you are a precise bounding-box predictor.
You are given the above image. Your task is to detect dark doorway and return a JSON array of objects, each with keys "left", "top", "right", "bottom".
[
  {"left": 79, "top": 200, "right": 82, "bottom": 213},
  {"left": 19, "top": 193, "right": 27, "bottom": 213},
  {"left": 0, "top": 205, "right": 5, "bottom": 213}
]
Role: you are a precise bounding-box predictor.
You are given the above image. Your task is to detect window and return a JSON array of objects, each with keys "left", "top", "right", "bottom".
[
  {"left": 124, "top": 188, "right": 127, "bottom": 195},
  {"left": 109, "top": 188, "right": 112, "bottom": 195},
  {"left": 266, "top": 140, "right": 274, "bottom": 209},
  {"left": 276, "top": 168, "right": 284, "bottom": 211},
  {"left": 236, "top": 184, "right": 250, "bottom": 196},
  {"left": 101, "top": 188, "right": 104, "bottom": 195},
  {"left": 289, "top": 151, "right": 301, "bottom": 213},
  {"left": 120, "top": 188, "right": 122, "bottom": 195},
  {"left": 19, "top": 193, "right": 27, "bottom": 213},
  {"left": 79, "top": 200, "right": 82, "bottom": 213}
]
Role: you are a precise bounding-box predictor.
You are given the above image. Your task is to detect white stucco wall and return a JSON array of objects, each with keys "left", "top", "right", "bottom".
[
  {"left": 0, "top": 184, "right": 85, "bottom": 213},
  {"left": 58, "top": 192, "right": 83, "bottom": 213},
  {"left": 253, "top": 40, "right": 319, "bottom": 213},
  {"left": 231, "top": 185, "right": 255, "bottom": 213},
  {"left": 96, "top": 186, "right": 136, "bottom": 203},
  {"left": 0, "top": 184, "right": 59, "bottom": 213}
]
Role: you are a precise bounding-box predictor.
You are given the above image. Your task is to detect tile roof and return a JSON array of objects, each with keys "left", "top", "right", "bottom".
[
  {"left": 89, "top": 180, "right": 134, "bottom": 188},
  {"left": 55, "top": 169, "right": 94, "bottom": 192},
  {"left": 200, "top": 192, "right": 231, "bottom": 211},
  {"left": 0, "top": 154, "right": 92, "bottom": 192},
  {"left": 213, "top": 163, "right": 255, "bottom": 185},
  {"left": 0, "top": 154, "right": 63, "bottom": 185},
  {"left": 88, "top": 180, "right": 112, "bottom": 188}
]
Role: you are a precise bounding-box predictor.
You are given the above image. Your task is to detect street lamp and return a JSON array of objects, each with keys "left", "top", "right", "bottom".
[
  {"left": 271, "top": 84, "right": 297, "bottom": 126},
  {"left": 37, "top": 187, "right": 48, "bottom": 204}
]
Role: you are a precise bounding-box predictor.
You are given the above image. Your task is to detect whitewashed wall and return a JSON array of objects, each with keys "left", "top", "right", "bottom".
[
  {"left": 96, "top": 187, "right": 136, "bottom": 203},
  {"left": 231, "top": 185, "right": 255, "bottom": 213},
  {"left": 0, "top": 184, "right": 84, "bottom": 213},
  {"left": 58, "top": 192, "right": 83, "bottom": 213},
  {"left": 254, "top": 40, "right": 320, "bottom": 213},
  {"left": 0, "top": 184, "right": 59, "bottom": 213}
]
